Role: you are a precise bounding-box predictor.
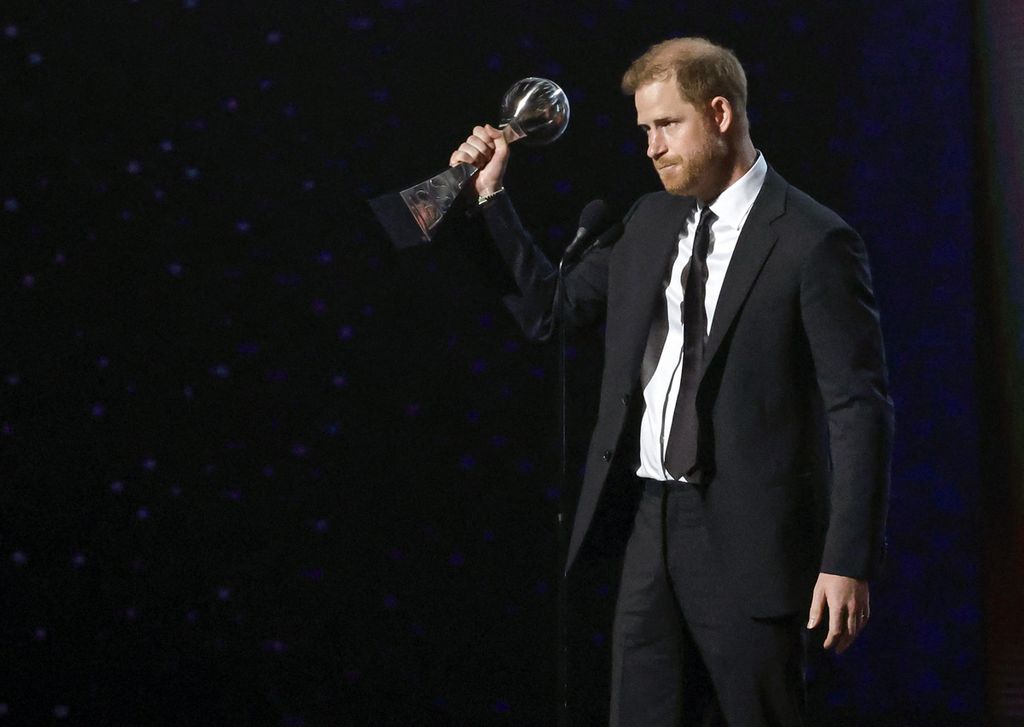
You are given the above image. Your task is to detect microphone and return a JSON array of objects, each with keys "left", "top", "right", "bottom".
[
  {"left": 589, "top": 220, "right": 623, "bottom": 251},
  {"left": 561, "top": 199, "right": 609, "bottom": 264}
]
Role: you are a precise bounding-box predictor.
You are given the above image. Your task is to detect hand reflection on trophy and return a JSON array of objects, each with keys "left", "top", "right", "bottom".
[{"left": 370, "top": 77, "right": 570, "bottom": 249}]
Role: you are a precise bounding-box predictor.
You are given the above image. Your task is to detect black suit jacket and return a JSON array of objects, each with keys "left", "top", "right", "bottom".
[{"left": 479, "top": 167, "right": 893, "bottom": 617}]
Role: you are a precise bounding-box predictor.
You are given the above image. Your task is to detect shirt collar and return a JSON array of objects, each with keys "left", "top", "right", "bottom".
[{"left": 707, "top": 152, "right": 768, "bottom": 232}]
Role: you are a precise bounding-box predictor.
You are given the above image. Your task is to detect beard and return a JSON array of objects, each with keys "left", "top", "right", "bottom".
[{"left": 655, "top": 129, "right": 728, "bottom": 198}]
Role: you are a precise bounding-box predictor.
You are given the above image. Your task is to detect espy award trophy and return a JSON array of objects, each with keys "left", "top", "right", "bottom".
[{"left": 369, "top": 77, "right": 570, "bottom": 249}]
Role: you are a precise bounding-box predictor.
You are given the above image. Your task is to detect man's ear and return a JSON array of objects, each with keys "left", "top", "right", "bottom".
[{"left": 709, "top": 96, "right": 733, "bottom": 134}]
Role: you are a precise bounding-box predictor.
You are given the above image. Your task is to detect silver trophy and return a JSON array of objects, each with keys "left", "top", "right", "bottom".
[{"left": 370, "top": 77, "right": 570, "bottom": 248}]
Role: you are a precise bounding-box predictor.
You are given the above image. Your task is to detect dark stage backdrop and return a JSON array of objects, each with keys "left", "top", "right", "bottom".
[{"left": 1, "top": 2, "right": 984, "bottom": 725}]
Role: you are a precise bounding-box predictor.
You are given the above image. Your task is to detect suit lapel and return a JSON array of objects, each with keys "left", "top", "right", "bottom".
[
  {"left": 702, "top": 168, "right": 788, "bottom": 374},
  {"left": 615, "top": 195, "right": 693, "bottom": 380}
]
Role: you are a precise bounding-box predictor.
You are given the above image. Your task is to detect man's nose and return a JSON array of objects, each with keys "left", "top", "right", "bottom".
[{"left": 647, "top": 130, "right": 665, "bottom": 158}]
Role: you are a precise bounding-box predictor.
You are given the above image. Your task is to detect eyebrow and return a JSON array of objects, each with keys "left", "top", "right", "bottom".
[{"left": 638, "top": 116, "right": 678, "bottom": 129}]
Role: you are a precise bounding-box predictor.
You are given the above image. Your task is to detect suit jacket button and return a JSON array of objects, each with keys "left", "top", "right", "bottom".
[
  {"left": 602, "top": 449, "right": 613, "bottom": 462},
  {"left": 620, "top": 393, "right": 630, "bottom": 405}
]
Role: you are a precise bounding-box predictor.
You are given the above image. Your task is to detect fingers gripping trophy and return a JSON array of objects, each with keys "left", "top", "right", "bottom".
[{"left": 369, "top": 78, "right": 570, "bottom": 249}]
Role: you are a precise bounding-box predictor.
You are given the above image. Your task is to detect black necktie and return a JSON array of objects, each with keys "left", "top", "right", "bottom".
[{"left": 664, "top": 205, "right": 716, "bottom": 480}]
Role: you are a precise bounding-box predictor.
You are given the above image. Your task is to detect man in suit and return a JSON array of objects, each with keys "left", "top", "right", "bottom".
[{"left": 450, "top": 37, "right": 893, "bottom": 726}]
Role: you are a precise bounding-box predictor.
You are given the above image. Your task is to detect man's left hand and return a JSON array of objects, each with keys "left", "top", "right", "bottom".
[{"left": 806, "top": 572, "right": 870, "bottom": 654}]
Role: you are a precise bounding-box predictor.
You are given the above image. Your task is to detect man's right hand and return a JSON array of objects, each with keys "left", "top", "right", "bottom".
[{"left": 449, "top": 124, "right": 509, "bottom": 198}]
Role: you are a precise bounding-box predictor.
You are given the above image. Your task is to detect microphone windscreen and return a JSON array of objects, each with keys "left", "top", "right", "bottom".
[{"left": 578, "top": 199, "right": 608, "bottom": 233}]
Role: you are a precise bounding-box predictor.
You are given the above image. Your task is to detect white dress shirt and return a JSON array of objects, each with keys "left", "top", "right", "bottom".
[{"left": 637, "top": 153, "right": 768, "bottom": 481}]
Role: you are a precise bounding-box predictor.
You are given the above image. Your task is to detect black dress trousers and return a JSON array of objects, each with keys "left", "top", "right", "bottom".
[{"left": 610, "top": 480, "right": 807, "bottom": 727}]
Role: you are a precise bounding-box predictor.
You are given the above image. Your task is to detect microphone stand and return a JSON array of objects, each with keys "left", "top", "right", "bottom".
[{"left": 555, "top": 252, "right": 571, "bottom": 727}]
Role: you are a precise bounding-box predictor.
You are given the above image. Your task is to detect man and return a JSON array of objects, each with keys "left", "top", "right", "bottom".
[{"left": 450, "top": 37, "right": 892, "bottom": 726}]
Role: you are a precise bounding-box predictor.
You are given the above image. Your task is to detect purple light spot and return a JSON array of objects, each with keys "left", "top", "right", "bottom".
[
  {"left": 304, "top": 180, "right": 317, "bottom": 192},
  {"left": 338, "top": 325, "right": 354, "bottom": 341},
  {"left": 596, "top": 583, "right": 612, "bottom": 597},
  {"left": 91, "top": 402, "right": 105, "bottom": 418},
  {"left": 120, "top": 209, "right": 133, "bottom": 221},
  {"left": 282, "top": 102, "right": 298, "bottom": 118},
  {"left": 291, "top": 443, "right": 308, "bottom": 457},
  {"left": 136, "top": 507, "right": 150, "bottom": 520},
  {"left": 22, "top": 274, "right": 35, "bottom": 288},
  {"left": 370, "top": 88, "right": 391, "bottom": 104},
  {"left": 53, "top": 705, "right": 69, "bottom": 719},
  {"left": 479, "top": 313, "right": 494, "bottom": 328},
  {"left": 125, "top": 607, "right": 137, "bottom": 621},
  {"left": 34, "top": 627, "right": 47, "bottom": 641},
  {"left": 266, "top": 30, "right": 282, "bottom": 45},
  {"left": 159, "top": 139, "right": 174, "bottom": 152},
  {"left": 167, "top": 262, "right": 184, "bottom": 276},
  {"left": 544, "top": 486, "right": 561, "bottom": 502},
  {"left": 110, "top": 480, "right": 125, "bottom": 494},
  {"left": 210, "top": 364, "right": 230, "bottom": 378},
  {"left": 4, "top": 25, "right": 17, "bottom": 38},
  {"left": 234, "top": 220, "right": 250, "bottom": 233},
  {"left": 54, "top": 251, "right": 66, "bottom": 264},
  {"left": 237, "top": 341, "right": 260, "bottom": 355},
  {"left": 6, "top": 373, "right": 21, "bottom": 385},
  {"left": 1, "top": 422, "right": 12, "bottom": 435},
  {"left": 27, "top": 52, "right": 42, "bottom": 65},
  {"left": 302, "top": 567, "right": 323, "bottom": 582},
  {"left": 127, "top": 160, "right": 142, "bottom": 174},
  {"left": 383, "top": 594, "right": 399, "bottom": 610},
  {"left": 225, "top": 489, "right": 243, "bottom": 501},
  {"left": 361, "top": 304, "right": 374, "bottom": 317},
  {"left": 516, "top": 459, "right": 534, "bottom": 474},
  {"left": 332, "top": 375, "right": 347, "bottom": 388},
  {"left": 186, "top": 610, "right": 199, "bottom": 624},
  {"left": 183, "top": 0, "right": 199, "bottom": 8},
  {"left": 266, "top": 369, "right": 288, "bottom": 382},
  {"left": 466, "top": 410, "right": 480, "bottom": 424},
  {"left": 503, "top": 339, "right": 520, "bottom": 352},
  {"left": 489, "top": 435, "right": 508, "bottom": 448},
  {"left": 263, "top": 639, "right": 289, "bottom": 654},
  {"left": 534, "top": 580, "right": 550, "bottom": 595},
  {"left": 97, "top": 356, "right": 109, "bottom": 369},
  {"left": 470, "top": 359, "right": 487, "bottom": 374},
  {"left": 185, "top": 167, "right": 200, "bottom": 180},
  {"left": 223, "top": 97, "right": 239, "bottom": 112},
  {"left": 448, "top": 551, "right": 465, "bottom": 567},
  {"left": 342, "top": 669, "right": 361, "bottom": 684},
  {"left": 216, "top": 587, "right": 231, "bottom": 601},
  {"left": 405, "top": 403, "right": 419, "bottom": 417},
  {"left": 143, "top": 457, "right": 157, "bottom": 471},
  {"left": 553, "top": 179, "right": 572, "bottom": 195},
  {"left": 169, "top": 485, "right": 182, "bottom": 497},
  {"left": 12, "top": 550, "right": 27, "bottom": 566},
  {"left": 183, "top": 385, "right": 194, "bottom": 399},
  {"left": 492, "top": 700, "right": 511, "bottom": 714},
  {"left": 486, "top": 53, "right": 502, "bottom": 71},
  {"left": 348, "top": 16, "right": 373, "bottom": 30},
  {"left": 529, "top": 366, "right": 546, "bottom": 379},
  {"left": 790, "top": 15, "right": 808, "bottom": 33},
  {"left": 388, "top": 547, "right": 405, "bottom": 561},
  {"left": 458, "top": 454, "right": 476, "bottom": 470},
  {"left": 71, "top": 553, "right": 86, "bottom": 568},
  {"left": 591, "top": 632, "right": 606, "bottom": 646},
  {"left": 311, "top": 298, "right": 327, "bottom": 314},
  {"left": 314, "top": 519, "right": 329, "bottom": 534},
  {"left": 4, "top": 198, "right": 18, "bottom": 212},
  {"left": 262, "top": 465, "right": 275, "bottom": 477},
  {"left": 483, "top": 530, "right": 495, "bottom": 542},
  {"left": 259, "top": 78, "right": 273, "bottom": 91}
]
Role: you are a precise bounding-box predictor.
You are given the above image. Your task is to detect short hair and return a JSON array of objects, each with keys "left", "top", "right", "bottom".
[{"left": 621, "top": 37, "right": 748, "bottom": 117}]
